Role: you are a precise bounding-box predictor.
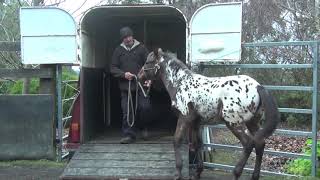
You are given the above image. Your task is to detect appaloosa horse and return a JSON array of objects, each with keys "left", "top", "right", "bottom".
[{"left": 137, "top": 48, "right": 280, "bottom": 180}]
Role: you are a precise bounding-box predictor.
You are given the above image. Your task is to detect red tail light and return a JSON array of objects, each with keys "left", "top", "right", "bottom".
[{"left": 70, "top": 122, "right": 80, "bottom": 142}]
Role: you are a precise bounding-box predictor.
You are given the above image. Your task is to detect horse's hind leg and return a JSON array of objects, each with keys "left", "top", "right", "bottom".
[
  {"left": 246, "top": 118, "right": 265, "bottom": 180},
  {"left": 252, "top": 138, "right": 265, "bottom": 180},
  {"left": 226, "top": 123, "right": 254, "bottom": 180},
  {"left": 174, "top": 116, "right": 188, "bottom": 180},
  {"left": 190, "top": 118, "right": 203, "bottom": 180}
]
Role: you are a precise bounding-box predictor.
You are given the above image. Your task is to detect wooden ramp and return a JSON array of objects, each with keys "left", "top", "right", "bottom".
[{"left": 60, "top": 143, "right": 189, "bottom": 180}]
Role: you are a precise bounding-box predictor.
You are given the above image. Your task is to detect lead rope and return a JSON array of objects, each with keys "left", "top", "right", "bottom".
[{"left": 126, "top": 76, "right": 150, "bottom": 127}]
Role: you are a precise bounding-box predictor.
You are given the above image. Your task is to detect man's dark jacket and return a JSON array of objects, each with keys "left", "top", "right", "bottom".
[{"left": 110, "top": 40, "right": 148, "bottom": 91}]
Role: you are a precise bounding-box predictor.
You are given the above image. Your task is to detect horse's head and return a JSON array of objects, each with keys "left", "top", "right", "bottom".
[{"left": 138, "top": 48, "right": 164, "bottom": 81}]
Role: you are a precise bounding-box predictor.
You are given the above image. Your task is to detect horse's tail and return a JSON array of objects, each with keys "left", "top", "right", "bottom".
[{"left": 255, "top": 85, "right": 280, "bottom": 139}]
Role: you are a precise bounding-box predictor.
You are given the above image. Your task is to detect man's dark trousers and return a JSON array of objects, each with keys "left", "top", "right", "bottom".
[{"left": 120, "top": 91, "right": 152, "bottom": 138}]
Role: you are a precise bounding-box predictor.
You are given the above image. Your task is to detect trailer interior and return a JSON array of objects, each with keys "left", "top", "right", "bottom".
[{"left": 79, "top": 6, "right": 187, "bottom": 143}]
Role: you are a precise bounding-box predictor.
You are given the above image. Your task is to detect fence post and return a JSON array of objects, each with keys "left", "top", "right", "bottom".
[
  {"left": 56, "top": 65, "right": 62, "bottom": 162},
  {"left": 39, "top": 65, "right": 56, "bottom": 159},
  {"left": 311, "top": 41, "right": 318, "bottom": 177}
]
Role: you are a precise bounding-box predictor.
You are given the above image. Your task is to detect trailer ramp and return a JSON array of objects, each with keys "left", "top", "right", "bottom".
[{"left": 61, "top": 143, "right": 188, "bottom": 179}]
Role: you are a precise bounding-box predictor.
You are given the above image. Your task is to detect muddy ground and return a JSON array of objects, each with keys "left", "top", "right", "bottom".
[
  {"left": 0, "top": 161, "right": 318, "bottom": 180},
  {"left": 0, "top": 163, "right": 237, "bottom": 180},
  {"left": 0, "top": 165, "right": 64, "bottom": 180},
  {"left": 0, "top": 160, "right": 65, "bottom": 180}
]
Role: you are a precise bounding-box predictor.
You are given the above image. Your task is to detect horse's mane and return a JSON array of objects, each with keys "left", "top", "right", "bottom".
[{"left": 162, "top": 52, "right": 191, "bottom": 73}]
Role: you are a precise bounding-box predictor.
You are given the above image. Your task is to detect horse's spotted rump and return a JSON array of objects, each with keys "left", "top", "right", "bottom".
[{"left": 163, "top": 59, "right": 260, "bottom": 124}]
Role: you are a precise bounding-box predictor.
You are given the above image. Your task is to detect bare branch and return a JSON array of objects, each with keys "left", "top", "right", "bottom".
[
  {"left": 274, "top": 1, "right": 313, "bottom": 18},
  {"left": 45, "top": 0, "right": 66, "bottom": 6},
  {"left": 0, "top": 7, "right": 6, "bottom": 23},
  {"left": 0, "top": 52, "right": 20, "bottom": 69},
  {"left": 71, "top": 0, "right": 88, "bottom": 15},
  {"left": 0, "top": 24, "right": 10, "bottom": 41}
]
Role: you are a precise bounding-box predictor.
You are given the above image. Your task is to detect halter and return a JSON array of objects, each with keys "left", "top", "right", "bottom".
[{"left": 142, "top": 63, "right": 160, "bottom": 76}]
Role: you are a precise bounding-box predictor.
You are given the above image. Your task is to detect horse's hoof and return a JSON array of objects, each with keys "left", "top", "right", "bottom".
[
  {"left": 174, "top": 175, "right": 182, "bottom": 180},
  {"left": 189, "top": 175, "right": 200, "bottom": 180}
]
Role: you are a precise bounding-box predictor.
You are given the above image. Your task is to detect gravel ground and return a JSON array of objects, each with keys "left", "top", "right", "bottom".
[
  {"left": 211, "top": 127, "right": 310, "bottom": 173},
  {"left": 263, "top": 135, "right": 307, "bottom": 172}
]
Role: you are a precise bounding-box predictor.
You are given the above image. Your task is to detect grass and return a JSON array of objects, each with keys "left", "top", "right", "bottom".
[
  {"left": 205, "top": 150, "right": 237, "bottom": 164},
  {"left": 211, "top": 129, "right": 239, "bottom": 145},
  {"left": 204, "top": 151, "right": 320, "bottom": 180},
  {"left": 205, "top": 149, "right": 255, "bottom": 165},
  {"left": 0, "top": 159, "right": 66, "bottom": 168},
  {"left": 261, "top": 176, "right": 320, "bottom": 180},
  {"left": 204, "top": 168, "right": 320, "bottom": 180}
]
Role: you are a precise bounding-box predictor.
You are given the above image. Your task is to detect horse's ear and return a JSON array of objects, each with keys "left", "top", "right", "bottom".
[
  {"left": 153, "top": 47, "right": 159, "bottom": 57},
  {"left": 158, "top": 48, "right": 163, "bottom": 56},
  {"left": 153, "top": 47, "right": 163, "bottom": 61}
]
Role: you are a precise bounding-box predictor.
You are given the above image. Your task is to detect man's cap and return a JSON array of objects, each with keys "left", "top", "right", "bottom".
[{"left": 120, "top": 26, "right": 133, "bottom": 40}]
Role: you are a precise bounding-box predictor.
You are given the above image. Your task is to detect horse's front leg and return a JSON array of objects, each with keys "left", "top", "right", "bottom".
[
  {"left": 190, "top": 118, "right": 203, "bottom": 180},
  {"left": 174, "top": 116, "right": 188, "bottom": 180}
]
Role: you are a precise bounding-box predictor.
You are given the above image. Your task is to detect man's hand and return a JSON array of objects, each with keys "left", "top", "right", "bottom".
[
  {"left": 144, "top": 80, "right": 152, "bottom": 87},
  {"left": 125, "top": 72, "right": 135, "bottom": 80}
]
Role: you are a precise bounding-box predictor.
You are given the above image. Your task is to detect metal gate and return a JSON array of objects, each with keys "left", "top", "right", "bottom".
[{"left": 200, "top": 41, "right": 319, "bottom": 177}]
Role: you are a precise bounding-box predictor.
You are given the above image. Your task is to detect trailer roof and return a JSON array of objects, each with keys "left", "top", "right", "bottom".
[{"left": 80, "top": 5, "right": 187, "bottom": 27}]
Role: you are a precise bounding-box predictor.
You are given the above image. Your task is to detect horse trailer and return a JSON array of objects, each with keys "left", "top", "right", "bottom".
[
  {"left": 71, "top": 2, "right": 241, "bottom": 144},
  {"left": 20, "top": 3, "right": 242, "bottom": 179}
]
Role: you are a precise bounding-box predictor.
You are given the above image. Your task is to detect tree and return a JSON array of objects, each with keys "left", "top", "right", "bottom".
[
  {"left": 0, "top": 1, "right": 27, "bottom": 69},
  {"left": 121, "top": 0, "right": 141, "bottom": 4}
]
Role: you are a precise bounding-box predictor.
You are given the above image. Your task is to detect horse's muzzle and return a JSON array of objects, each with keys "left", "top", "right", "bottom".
[{"left": 137, "top": 68, "right": 146, "bottom": 82}]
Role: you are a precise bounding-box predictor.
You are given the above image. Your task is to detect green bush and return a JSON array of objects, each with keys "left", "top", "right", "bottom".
[
  {"left": 5, "top": 69, "right": 78, "bottom": 96},
  {"left": 286, "top": 115, "right": 300, "bottom": 128},
  {"left": 9, "top": 78, "right": 39, "bottom": 94},
  {"left": 285, "top": 158, "right": 313, "bottom": 176},
  {"left": 285, "top": 139, "right": 320, "bottom": 177},
  {"left": 303, "top": 139, "right": 320, "bottom": 157},
  {"left": 0, "top": 81, "right": 15, "bottom": 94}
]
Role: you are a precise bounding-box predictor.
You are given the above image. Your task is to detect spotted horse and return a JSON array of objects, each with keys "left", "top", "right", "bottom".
[{"left": 138, "top": 48, "right": 280, "bottom": 180}]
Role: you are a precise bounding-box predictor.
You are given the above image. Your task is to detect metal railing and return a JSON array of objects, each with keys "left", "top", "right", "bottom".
[
  {"left": 58, "top": 78, "right": 79, "bottom": 160},
  {"left": 200, "top": 41, "right": 319, "bottom": 177}
]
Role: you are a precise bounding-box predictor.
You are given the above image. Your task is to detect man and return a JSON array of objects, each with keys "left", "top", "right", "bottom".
[{"left": 111, "top": 26, "right": 152, "bottom": 144}]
